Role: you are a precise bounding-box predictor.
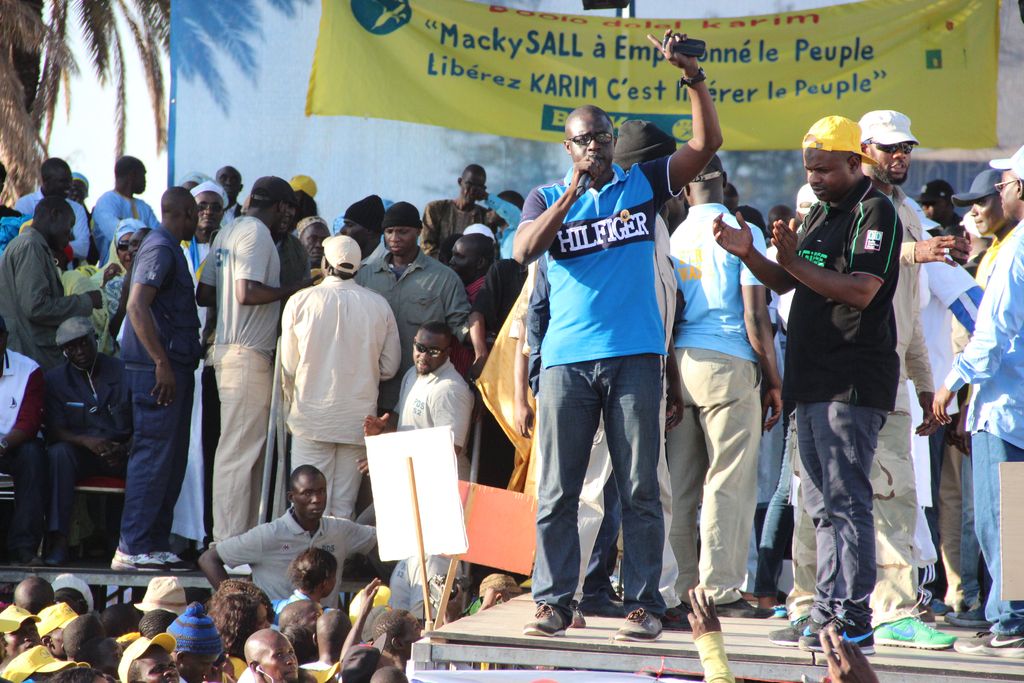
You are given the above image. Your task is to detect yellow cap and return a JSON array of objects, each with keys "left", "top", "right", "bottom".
[
  {"left": 802, "top": 116, "right": 876, "bottom": 165},
  {"left": 290, "top": 174, "right": 318, "bottom": 198},
  {"left": 37, "top": 602, "right": 79, "bottom": 637},
  {"left": 348, "top": 585, "right": 391, "bottom": 625},
  {"left": 118, "top": 633, "right": 177, "bottom": 683},
  {"left": 0, "top": 605, "right": 41, "bottom": 634},
  {"left": 3, "top": 645, "right": 83, "bottom": 683}
]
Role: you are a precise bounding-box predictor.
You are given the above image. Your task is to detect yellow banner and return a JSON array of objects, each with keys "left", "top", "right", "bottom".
[{"left": 306, "top": 0, "right": 998, "bottom": 150}]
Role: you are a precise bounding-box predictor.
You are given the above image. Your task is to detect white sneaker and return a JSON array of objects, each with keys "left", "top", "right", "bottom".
[
  {"left": 111, "top": 550, "right": 166, "bottom": 571},
  {"left": 153, "top": 551, "right": 192, "bottom": 571}
]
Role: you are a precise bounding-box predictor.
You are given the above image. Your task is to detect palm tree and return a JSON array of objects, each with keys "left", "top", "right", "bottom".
[{"left": 0, "top": 0, "right": 169, "bottom": 202}]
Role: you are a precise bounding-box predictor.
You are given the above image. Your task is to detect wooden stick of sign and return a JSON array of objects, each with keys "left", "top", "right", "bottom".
[
  {"left": 406, "top": 457, "right": 433, "bottom": 629},
  {"left": 431, "top": 484, "right": 479, "bottom": 631}
]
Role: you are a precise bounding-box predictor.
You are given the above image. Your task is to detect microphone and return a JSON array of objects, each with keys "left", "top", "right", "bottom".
[{"left": 575, "top": 172, "right": 592, "bottom": 198}]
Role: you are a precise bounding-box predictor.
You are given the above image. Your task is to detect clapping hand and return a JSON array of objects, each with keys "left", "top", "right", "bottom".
[{"left": 713, "top": 212, "right": 753, "bottom": 259}]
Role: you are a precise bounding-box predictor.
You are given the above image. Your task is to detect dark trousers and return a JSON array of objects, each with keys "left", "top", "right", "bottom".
[
  {"left": 0, "top": 439, "right": 47, "bottom": 554},
  {"left": 118, "top": 366, "right": 195, "bottom": 555},
  {"left": 201, "top": 364, "right": 220, "bottom": 540},
  {"left": 796, "top": 401, "right": 886, "bottom": 628},
  {"left": 48, "top": 442, "right": 123, "bottom": 535},
  {"left": 581, "top": 475, "right": 622, "bottom": 607}
]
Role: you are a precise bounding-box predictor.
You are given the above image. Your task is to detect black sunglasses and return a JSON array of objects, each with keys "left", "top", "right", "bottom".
[
  {"left": 870, "top": 141, "right": 916, "bottom": 155},
  {"left": 566, "top": 132, "right": 614, "bottom": 147},
  {"left": 413, "top": 341, "right": 446, "bottom": 357}
]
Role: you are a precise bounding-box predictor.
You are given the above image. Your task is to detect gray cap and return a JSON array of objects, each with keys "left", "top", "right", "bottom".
[{"left": 55, "top": 316, "right": 95, "bottom": 346}]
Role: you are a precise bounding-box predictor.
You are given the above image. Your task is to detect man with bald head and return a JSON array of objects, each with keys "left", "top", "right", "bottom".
[
  {"left": 112, "top": 187, "right": 203, "bottom": 571},
  {"left": 715, "top": 116, "right": 902, "bottom": 653},
  {"left": 14, "top": 578, "right": 55, "bottom": 614},
  {"left": 243, "top": 629, "right": 299, "bottom": 683},
  {"left": 514, "top": 31, "right": 722, "bottom": 642}
]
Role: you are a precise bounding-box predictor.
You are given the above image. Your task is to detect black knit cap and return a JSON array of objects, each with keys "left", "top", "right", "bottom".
[
  {"left": 344, "top": 195, "right": 385, "bottom": 234},
  {"left": 613, "top": 120, "right": 677, "bottom": 168},
  {"left": 381, "top": 201, "right": 422, "bottom": 230}
]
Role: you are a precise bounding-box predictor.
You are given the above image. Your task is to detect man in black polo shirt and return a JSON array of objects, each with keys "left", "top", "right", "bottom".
[{"left": 715, "top": 115, "right": 902, "bottom": 654}]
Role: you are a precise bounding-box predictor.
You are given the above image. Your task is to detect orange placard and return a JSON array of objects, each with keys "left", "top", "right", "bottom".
[{"left": 457, "top": 481, "right": 537, "bottom": 575}]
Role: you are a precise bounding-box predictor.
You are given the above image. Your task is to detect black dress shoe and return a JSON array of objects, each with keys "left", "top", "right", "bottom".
[
  {"left": 12, "top": 548, "right": 43, "bottom": 566},
  {"left": 715, "top": 598, "right": 774, "bottom": 618}
]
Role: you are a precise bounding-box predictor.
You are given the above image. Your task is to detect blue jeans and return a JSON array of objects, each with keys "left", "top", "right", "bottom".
[
  {"left": 118, "top": 365, "right": 195, "bottom": 555},
  {"left": 796, "top": 401, "right": 885, "bottom": 628},
  {"left": 534, "top": 354, "right": 665, "bottom": 621},
  {"left": 971, "top": 431, "right": 1024, "bottom": 635},
  {"left": 581, "top": 475, "right": 622, "bottom": 607}
]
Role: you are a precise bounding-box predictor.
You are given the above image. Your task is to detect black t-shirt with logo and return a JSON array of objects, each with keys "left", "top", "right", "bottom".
[{"left": 783, "top": 176, "right": 902, "bottom": 411}]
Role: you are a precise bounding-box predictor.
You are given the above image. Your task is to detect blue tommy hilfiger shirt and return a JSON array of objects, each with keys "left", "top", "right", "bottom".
[{"left": 521, "top": 158, "right": 675, "bottom": 369}]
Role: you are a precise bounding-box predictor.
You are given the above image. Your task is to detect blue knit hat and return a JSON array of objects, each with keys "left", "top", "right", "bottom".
[{"left": 167, "top": 602, "right": 222, "bottom": 656}]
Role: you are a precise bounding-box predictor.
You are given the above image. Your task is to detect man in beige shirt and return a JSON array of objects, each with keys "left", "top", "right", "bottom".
[
  {"left": 281, "top": 235, "right": 400, "bottom": 519},
  {"left": 197, "top": 176, "right": 307, "bottom": 541},
  {"left": 364, "top": 322, "right": 474, "bottom": 479}
]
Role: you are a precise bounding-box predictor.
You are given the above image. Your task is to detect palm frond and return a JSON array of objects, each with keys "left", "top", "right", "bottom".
[
  {"left": 33, "top": 0, "right": 77, "bottom": 144},
  {"left": 110, "top": 26, "right": 127, "bottom": 158},
  {"left": 117, "top": 0, "right": 167, "bottom": 153},
  {"left": 0, "top": 52, "right": 45, "bottom": 203},
  {"left": 73, "top": 0, "right": 117, "bottom": 81},
  {"left": 0, "top": 0, "right": 45, "bottom": 53}
]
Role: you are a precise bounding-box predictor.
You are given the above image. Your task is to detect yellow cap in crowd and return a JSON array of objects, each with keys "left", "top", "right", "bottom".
[
  {"left": 802, "top": 115, "right": 877, "bottom": 165},
  {"left": 37, "top": 602, "right": 79, "bottom": 637},
  {"left": 3, "top": 645, "right": 83, "bottom": 683},
  {"left": 0, "top": 605, "right": 40, "bottom": 634}
]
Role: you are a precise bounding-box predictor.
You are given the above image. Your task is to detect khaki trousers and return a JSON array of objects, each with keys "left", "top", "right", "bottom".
[
  {"left": 291, "top": 437, "right": 365, "bottom": 520},
  {"left": 212, "top": 344, "right": 273, "bottom": 541},
  {"left": 938, "top": 443, "right": 971, "bottom": 610},
  {"left": 667, "top": 348, "right": 762, "bottom": 604},
  {"left": 787, "top": 412, "right": 919, "bottom": 626}
]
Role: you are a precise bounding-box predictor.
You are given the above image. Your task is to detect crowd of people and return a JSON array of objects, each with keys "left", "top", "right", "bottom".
[{"left": 0, "top": 25, "right": 1022, "bottom": 679}]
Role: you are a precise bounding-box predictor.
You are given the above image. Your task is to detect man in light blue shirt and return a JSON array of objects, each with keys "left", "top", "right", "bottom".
[
  {"left": 666, "top": 154, "right": 782, "bottom": 618},
  {"left": 92, "top": 156, "right": 160, "bottom": 264},
  {"left": 14, "top": 158, "right": 90, "bottom": 261},
  {"left": 935, "top": 145, "right": 1024, "bottom": 657}
]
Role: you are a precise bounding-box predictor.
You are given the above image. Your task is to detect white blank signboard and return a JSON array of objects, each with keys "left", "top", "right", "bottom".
[{"left": 366, "top": 426, "right": 468, "bottom": 561}]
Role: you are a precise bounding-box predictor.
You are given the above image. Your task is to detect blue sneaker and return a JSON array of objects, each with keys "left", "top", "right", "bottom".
[
  {"left": 772, "top": 605, "right": 789, "bottom": 619},
  {"left": 800, "top": 619, "right": 875, "bottom": 656},
  {"left": 930, "top": 599, "right": 951, "bottom": 616}
]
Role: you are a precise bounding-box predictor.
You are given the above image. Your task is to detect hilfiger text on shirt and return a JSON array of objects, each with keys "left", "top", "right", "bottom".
[{"left": 552, "top": 210, "right": 651, "bottom": 259}]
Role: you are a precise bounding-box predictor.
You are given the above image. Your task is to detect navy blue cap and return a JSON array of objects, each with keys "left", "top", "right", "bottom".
[{"left": 952, "top": 169, "right": 1002, "bottom": 207}]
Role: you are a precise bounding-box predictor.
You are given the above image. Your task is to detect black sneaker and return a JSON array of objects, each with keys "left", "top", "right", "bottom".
[
  {"left": 955, "top": 632, "right": 1024, "bottom": 658},
  {"left": 615, "top": 608, "right": 663, "bottom": 642},
  {"left": 523, "top": 603, "right": 568, "bottom": 637},
  {"left": 579, "top": 597, "right": 626, "bottom": 619},
  {"left": 769, "top": 616, "right": 814, "bottom": 647},
  {"left": 715, "top": 598, "right": 775, "bottom": 619},
  {"left": 661, "top": 604, "right": 693, "bottom": 632},
  {"left": 801, "top": 619, "right": 875, "bottom": 656},
  {"left": 945, "top": 607, "right": 992, "bottom": 630}
]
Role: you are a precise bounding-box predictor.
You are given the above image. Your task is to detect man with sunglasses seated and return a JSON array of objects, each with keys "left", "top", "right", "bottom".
[
  {"left": 43, "top": 315, "right": 132, "bottom": 565},
  {"left": 363, "top": 321, "right": 474, "bottom": 480}
]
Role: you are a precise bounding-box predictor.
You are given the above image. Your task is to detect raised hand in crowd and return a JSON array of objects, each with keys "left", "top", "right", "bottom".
[
  {"left": 819, "top": 624, "right": 880, "bottom": 683},
  {"left": 712, "top": 212, "right": 754, "bottom": 259},
  {"left": 687, "top": 587, "right": 722, "bottom": 639},
  {"left": 914, "top": 234, "right": 970, "bottom": 267}
]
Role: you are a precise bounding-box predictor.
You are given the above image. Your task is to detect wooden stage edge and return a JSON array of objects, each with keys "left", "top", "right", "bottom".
[{"left": 411, "top": 596, "right": 1024, "bottom": 682}]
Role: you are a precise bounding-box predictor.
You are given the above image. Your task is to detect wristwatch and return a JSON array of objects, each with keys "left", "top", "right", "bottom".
[
  {"left": 679, "top": 67, "right": 707, "bottom": 88},
  {"left": 0, "top": 438, "right": 9, "bottom": 455}
]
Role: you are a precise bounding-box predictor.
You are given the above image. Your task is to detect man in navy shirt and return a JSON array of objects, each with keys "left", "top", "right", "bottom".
[
  {"left": 112, "top": 187, "right": 202, "bottom": 571},
  {"left": 513, "top": 30, "right": 722, "bottom": 642}
]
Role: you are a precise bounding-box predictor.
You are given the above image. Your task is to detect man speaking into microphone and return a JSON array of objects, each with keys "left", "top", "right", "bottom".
[{"left": 513, "top": 30, "right": 723, "bottom": 642}]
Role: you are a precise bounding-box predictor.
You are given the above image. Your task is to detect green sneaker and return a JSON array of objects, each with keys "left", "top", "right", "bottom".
[{"left": 874, "top": 617, "right": 957, "bottom": 650}]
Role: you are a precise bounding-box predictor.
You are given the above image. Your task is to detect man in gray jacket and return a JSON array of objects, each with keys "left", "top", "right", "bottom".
[{"left": 0, "top": 197, "right": 101, "bottom": 368}]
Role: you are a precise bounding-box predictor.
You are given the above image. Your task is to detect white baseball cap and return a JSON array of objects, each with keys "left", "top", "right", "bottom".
[
  {"left": 858, "top": 110, "right": 919, "bottom": 145},
  {"left": 990, "top": 145, "right": 1024, "bottom": 179},
  {"left": 323, "top": 234, "right": 362, "bottom": 274}
]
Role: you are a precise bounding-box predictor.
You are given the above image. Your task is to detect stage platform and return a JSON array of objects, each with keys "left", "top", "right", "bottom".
[{"left": 410, "top": 596, "right": 1024, "bottom": 682}]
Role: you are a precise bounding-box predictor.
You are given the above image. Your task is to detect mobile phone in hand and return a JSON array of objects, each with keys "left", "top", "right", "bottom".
[{"left": 665, "top": 37, "right": 706, "bottom": 59}]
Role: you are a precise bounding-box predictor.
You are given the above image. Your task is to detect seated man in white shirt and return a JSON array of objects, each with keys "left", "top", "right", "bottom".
[
  {"left": 197, "top": 465, "right": 376, "bottom": 608},
  {"left": 363, "top": 321, "right": 475, "bottom": 479}
]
